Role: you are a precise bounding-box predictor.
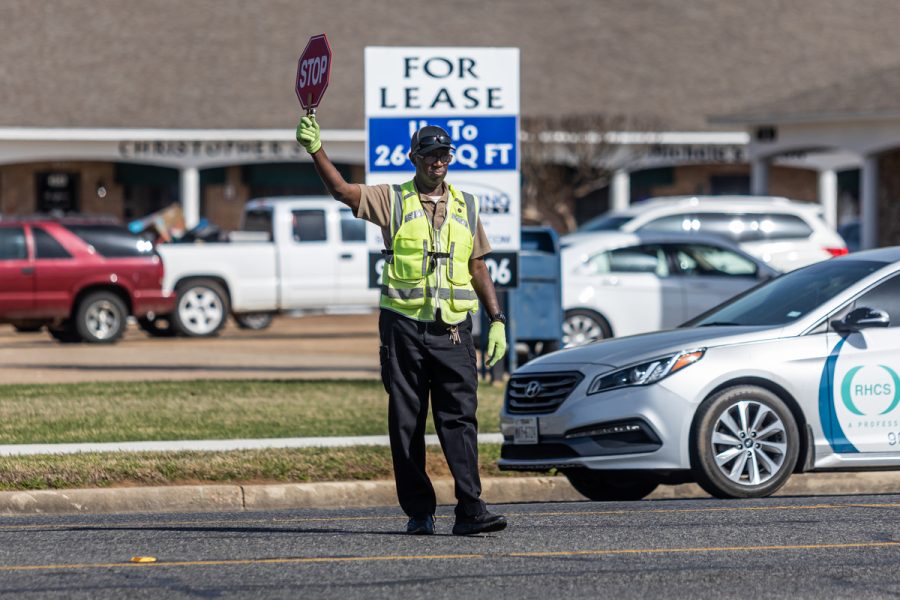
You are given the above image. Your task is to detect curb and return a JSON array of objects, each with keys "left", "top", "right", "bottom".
[{"left": 2, "top": 472, "right": 900, "bottom": 516}]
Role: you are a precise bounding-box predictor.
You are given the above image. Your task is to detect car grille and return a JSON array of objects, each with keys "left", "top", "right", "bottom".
[{"left": 505, "top": 372, "right": 583, "bottom": 414}]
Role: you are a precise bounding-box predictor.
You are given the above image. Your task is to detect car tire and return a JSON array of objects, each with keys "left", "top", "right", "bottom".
[
  {"left": 562, "top": 309, "right": 612, "bottom": 347},
  {"left": 74, "top": 291, "right": 128, "bottom": 344},
  {"left": 234, "top": 312, "right": 274, "bottom": 330},
  {"left": 563, "top": 469, "right": 659, "bottom": 501},
  {"left": 137, "top": 315, "right": 177, "bottom": 337},
  {"left": 690, "top": 385, "right": 800, "bottom": 499},
  {"left": 172, "top": 279, "right": 229, "bottom": 337},
  {"left": 48, "top": 322, "right": 83, "bottom": 344}
]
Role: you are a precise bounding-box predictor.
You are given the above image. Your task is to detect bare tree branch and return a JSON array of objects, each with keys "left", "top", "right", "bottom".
[{"left": 520, "top": 114, "right": 655, "bottom": 232}]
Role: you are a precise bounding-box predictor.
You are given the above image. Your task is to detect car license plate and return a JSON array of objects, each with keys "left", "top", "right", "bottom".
[{"left": 513, "top": 417, "right": 538, "bottom": 444}]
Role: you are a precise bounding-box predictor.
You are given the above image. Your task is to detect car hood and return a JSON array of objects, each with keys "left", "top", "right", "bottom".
[{"left": 518, "top": 325, "right": 783, "bottom": 372}]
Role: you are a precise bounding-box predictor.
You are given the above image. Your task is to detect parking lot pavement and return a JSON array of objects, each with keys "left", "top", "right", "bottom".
[
  {"left": 2, "top": 497, "right": 900, "bottom": 598},
  {"left": 0, "top": 313, "right": 382, "bottom": 384}
]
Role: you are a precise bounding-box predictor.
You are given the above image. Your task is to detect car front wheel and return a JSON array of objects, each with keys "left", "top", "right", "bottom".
[
  {"left": 563, "top": 469, "right": 659, "bottom": 501},
  {"left": 172, "top": 280, "right": 229, "bottom": 337},
  {"left": 690, "top": 385, "right": 799, "bottom": 499}
]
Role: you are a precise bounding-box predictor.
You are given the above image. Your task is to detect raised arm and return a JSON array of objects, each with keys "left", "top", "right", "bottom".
[{"left": 296, "top": 116, "right": 361, "bottom": 212}]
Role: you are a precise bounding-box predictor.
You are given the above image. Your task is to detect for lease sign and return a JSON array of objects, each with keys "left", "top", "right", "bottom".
[{"left": 364, "top": 47, "right": 520, "bottom": 288}]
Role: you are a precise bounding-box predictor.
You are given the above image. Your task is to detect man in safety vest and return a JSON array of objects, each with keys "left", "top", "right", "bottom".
[{"left": 297, "top": 116, "right": 508, "bottom": 536}]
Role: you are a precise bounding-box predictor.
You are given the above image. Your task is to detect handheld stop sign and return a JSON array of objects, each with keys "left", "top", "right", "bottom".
[{"left": 296, "top": 33, "right": 333, "bottom": 116}]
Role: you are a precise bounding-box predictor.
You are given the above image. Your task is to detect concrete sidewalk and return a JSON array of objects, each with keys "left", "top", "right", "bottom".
[
  {"left": 0, "top": 434, "right": 506, "bottom": 456},
  {"left": 3, "top": 471, "right": 900, "bottom": 516}
]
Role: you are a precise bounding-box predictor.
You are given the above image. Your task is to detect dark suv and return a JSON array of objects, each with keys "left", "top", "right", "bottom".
[{"left": 0, "top": 219, "right": 175, "bottom": 343}]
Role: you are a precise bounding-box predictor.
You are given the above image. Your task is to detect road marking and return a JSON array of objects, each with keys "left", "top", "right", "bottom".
[
  {"left": 1, "top": 541, "right": 899, "bottom": 572},
  {"left": 2, "top": 502, "right": 899, "bottom": 531}
]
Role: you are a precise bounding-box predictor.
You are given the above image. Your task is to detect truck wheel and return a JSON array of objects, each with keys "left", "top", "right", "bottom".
[
  {"left": 138, "top": 315, "right": 176, "bottom": 337},
  {"left": 690, "top": 385, "right": 799, "bottom": 499},
  {"left": 562, "top": 309, "right": 612, "bottom": 347},
  {"left": 172, "top": 279, "right": 229, "bottom": 337},
  {"left": 563, "top": 469, "right": 659, "bottom": 501},
  {"left": 75, "top": 291, "right": 128, "bottom": 343},
  {"left": 234, "top": 312, "right": 274, "bottom": 330},
  {"left": 48, "top": 322, "right": 83, "bottom": 344}
]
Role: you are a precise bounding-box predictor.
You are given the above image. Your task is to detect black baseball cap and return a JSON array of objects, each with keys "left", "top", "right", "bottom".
[{"left": 410, "top": 125, "right": 455, "bottom": 155}]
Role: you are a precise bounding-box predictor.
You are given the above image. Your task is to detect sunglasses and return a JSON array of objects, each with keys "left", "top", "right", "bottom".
[{"left": 415, "top": 134, "right": 453, "bottom": 149}]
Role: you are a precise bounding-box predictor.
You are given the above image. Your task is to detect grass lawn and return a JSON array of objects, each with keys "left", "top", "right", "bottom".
[
  {"left": 0, "top": 379, "right": 521, "bottom": 490},
  {"left": 0, "top": 379, "right": 506, "bottom": 444},
  {"left": 0, "top": 444, "right": 527, "bottom": 491}
]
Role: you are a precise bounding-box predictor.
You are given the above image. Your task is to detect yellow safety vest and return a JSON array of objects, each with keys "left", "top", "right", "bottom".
[{"left": 381, "top": 180, "right": 479, "bottom": 324}]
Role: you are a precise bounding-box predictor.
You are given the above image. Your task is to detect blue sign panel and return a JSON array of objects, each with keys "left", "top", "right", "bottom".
[{"left": 367, "top": 115, "right": 517, "bottom": 172}]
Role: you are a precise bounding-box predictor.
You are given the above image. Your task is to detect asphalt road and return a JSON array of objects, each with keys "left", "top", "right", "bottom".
[{"left": 2, "top": 494, "right": 900, "bottom": 599}]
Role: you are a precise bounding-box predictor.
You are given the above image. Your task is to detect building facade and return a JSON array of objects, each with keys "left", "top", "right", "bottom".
[{"left": 1, "top": 0, "right": 898, "bottom": 245}]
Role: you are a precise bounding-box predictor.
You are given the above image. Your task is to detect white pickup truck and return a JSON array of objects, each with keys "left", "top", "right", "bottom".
[{"left": 146, "top": 197, "right": 378, "bottom": 337}]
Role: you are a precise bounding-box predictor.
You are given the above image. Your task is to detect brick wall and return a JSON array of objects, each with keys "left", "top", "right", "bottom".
[{"left": 0, "top": 161, "right": 124, "bottom": 218}]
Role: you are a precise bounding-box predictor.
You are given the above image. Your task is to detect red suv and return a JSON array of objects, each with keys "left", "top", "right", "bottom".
[{"left": 0, "top": 219, "right": 175, "bottom": 343}]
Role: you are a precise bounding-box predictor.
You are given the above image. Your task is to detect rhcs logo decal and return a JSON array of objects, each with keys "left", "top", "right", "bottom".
[{"left": 840, "top": 365, "right": 900, "bottom": 416}]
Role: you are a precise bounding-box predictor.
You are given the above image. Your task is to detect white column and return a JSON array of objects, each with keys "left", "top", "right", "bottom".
[
  {"left": 818, "top": 169, "right": 838, "bottom": 229},
  {"left": 751, "top": 157, "right": 769, "bottom": 195},
  {"left": 861, "top": 154, "right": 879, "bottom": 250},
  {"left": 611, "top": 169, "right": 630, "bottom": 211},
  {"left": 180, "top": 166, "right": 200, "bottom": 230}
]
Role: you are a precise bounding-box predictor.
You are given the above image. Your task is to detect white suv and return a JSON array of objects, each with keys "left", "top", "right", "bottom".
[{"left": 565, "top": 196, "right": 847, "bottom": 271}]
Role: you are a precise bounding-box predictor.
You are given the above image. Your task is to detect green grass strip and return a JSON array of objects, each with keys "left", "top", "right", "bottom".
[
  {"left": 0, "top": 444, "right": 530, "bottom": 491},
  {"left": 0, "top": 379, "right": 506, "bottom": 444}
]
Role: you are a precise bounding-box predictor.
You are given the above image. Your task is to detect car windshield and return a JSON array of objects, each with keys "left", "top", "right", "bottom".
[
  {"left": 576, "top": 214, "right": 632, "bottom": 232},
  {"left": 685, "top": 259, "right": 888, "bottom": 327}
]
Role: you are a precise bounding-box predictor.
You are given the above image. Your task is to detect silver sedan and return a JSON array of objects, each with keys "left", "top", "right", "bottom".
[{"left": 499, "top": 247, "right": 900, "bottom": 500}]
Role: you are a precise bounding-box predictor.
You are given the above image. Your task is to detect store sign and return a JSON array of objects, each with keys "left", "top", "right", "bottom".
[
  {"left": 118, "top": 140, "right": 306, "bottom": 161},
  {"left": 364, "top": 46, "right": 520, "bottom": 288}
]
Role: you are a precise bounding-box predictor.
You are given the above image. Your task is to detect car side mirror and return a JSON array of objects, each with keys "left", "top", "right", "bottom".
[{"left": 831, "top": 306, "right": 890, "bottom": 333}]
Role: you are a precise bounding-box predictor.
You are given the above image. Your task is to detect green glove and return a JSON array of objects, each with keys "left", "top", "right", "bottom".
[
  {"left": 296, "top": 115, "right": 321, "bottom": 154},
  {"left": 486, "top": 321, "right": 508, "bottom": 368}
]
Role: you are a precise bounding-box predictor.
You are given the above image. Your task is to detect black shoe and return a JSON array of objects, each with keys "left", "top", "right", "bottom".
[
  {"left": 452, "top": 511, "right": 507, "bottom": 536},
  {"left": 406, "top": 515, "right": 435, "bottom": 535}
]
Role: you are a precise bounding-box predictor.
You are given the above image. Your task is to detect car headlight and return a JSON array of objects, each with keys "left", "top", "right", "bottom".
[{"left": 587, "top": 349, "right": 705, "bottom": 395}]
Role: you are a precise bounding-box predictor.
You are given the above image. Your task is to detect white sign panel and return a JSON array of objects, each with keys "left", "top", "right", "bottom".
[{"left": 364, "top": 46, "right": 520, "bottom": 288}]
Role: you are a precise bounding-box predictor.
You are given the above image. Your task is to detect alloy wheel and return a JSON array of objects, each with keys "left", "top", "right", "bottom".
[{"left": 710, "top": 400, "right": 788, "bottom": 486}]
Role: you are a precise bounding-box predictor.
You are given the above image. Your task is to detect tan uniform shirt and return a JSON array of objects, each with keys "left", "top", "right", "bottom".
[{"left": 355, "top": 182, "right": 492, "bottom": 259}]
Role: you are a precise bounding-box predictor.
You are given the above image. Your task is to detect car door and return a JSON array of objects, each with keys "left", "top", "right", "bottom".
[
  {"left": 30, "top": 225, "right": 77, "bottom": 318},
  {"left": 824, "top": 272, "right": 900, "bottom": 455},
  {"left": 335, "top": 208, "right": 376, "bottom": 306},
  {"left": 566, "top": 243, "right": 683, "bottom": 337},
  {"left": 0, "top": 225, "right": 34, "bottom": 318},
  {"left": 668, "top": 242, "right": 765, "bottom": 320},
  {"left": 278, "top": 208, "right": 338, "bottom": 307}
]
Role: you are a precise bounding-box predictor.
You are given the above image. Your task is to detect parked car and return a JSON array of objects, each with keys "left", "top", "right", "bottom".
[
  {"left": 150, "top": 197, "right": 378, "bottom": 337},
  {"left": 560, "top": 231, "right": 778, "bottom": 345},
  {"left": 0, "top": 219, "right": 174, "bottom": 343},
  {"left": 566, "top": 195, "right": 847, "bottom": 272},
  {"left": 499, "top": 247, "right": 900, "bottom": 501}
]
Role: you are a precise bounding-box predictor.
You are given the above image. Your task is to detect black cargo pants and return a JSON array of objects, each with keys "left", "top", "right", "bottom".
[{"left": 379, "top": 308, "right": 487, "bottom": 519}]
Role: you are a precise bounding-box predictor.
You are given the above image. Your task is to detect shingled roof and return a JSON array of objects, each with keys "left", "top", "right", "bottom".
[
  {"left": 712, "top": 62, "right": 900, "bottom": 125},
  {"left": 3, "top": 0, "right": 900, "bottom": 131}
]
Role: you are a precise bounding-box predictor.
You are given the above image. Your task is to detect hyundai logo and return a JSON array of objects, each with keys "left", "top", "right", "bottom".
[{"left": 524, "top": 381, "right": 543, "bottom": 398}]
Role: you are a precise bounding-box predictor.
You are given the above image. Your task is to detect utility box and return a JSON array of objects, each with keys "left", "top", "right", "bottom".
[{"left": 509, "top": 226, "right": 563, "bottom": 365}]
